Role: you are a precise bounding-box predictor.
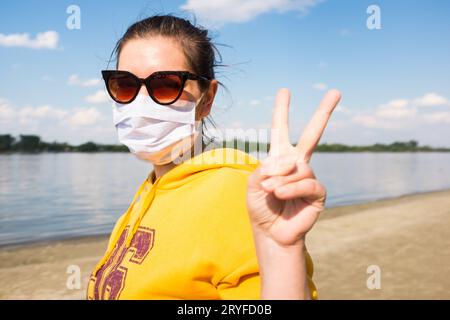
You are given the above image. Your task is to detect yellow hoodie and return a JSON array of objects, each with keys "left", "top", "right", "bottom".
[{"left": 87, "top": 148, "right": 317, "bottom": 300}]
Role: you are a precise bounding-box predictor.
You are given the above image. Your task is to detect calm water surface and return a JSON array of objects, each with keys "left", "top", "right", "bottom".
[{"left": 1, "top": 152, "right": 450, "bottom": 246}]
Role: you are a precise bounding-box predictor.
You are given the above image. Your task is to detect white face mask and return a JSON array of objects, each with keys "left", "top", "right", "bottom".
[{"left": 112, "top": 93, "right": 204, "bottom": 165}]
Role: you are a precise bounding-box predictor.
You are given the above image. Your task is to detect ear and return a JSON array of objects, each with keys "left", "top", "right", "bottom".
[{"left": 198, "top": 80, "right": 218, "bottom": 118}]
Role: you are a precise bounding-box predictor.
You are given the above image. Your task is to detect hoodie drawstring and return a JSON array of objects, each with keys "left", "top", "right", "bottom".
[
  {"left": 125, "top": 178, "right": 159, "bottom": 248},
  {"left": 91, "top": 177, "right": 150, "bottom": 276}
]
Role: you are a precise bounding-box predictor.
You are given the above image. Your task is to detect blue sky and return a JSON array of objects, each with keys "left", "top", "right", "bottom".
[{"left": 1, "top": 0, "right": 450, "bottom": 146}]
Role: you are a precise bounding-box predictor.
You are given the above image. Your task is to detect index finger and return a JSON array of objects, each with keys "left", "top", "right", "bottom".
[
  {"left": 296, "top": 89, "right": 341, "bottom": 162},
  {"left": 270, "top": 88, "right": 291, "bottom": 156}
]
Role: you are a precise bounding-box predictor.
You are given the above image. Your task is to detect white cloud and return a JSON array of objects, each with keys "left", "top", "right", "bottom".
[
  {"left": 221, "top": 92, "right": 450, "bottom": 147},
  {"left": 0, "top": 31, "right": 59, "bottom": 49},
  {"left": 19, "top": 105, "right": 67, "bottom": 120},
  {"left": 68, "top": 74, "right": 102, "bottom": 87},
  {"left": 0, "top": 98, "right": 111, "bottom": 142},
  {"left": 350, "top": 100, "right": 416, "bottom": 130},
  {"left": 351, "top": 114, "right": 404, "bottom": 129},
  {"left": 335, "top": 105, "right": 352, "bottom": 114},
  {"left": 412, "top": 92, "right": 450, "bottom": 107},
  {"left": 375, "top": 99, "right": 417, "bottom": 119},
  {"left": 85, "top": 90, "right": 110, "bottom": 104},
  {"left": 350, "top": 115, "right": 377, "bottom": 127},
  {"left": 0, "top": 100, "right": 16, "bottom": 121},
  {"left": 180, "top": 0, "right": 324, "bottom": 26},
  {"left": 69, "top": 108, "right": 102, "bottom": 127},
  {"left": 0, "top": 100, "right": 101, "bottom": 128},
  {"left": 348, "top": 93, "right": 450, "bottom": 130},
  {"left": 422, "top": 111, "right": 450, "bottom": 124},
  {"left": 343, "top": 93, "right": 450, "bottom": 135},
  {"left": 249, "top": 99, "right": 261, "bottom": 106},
  {"left": 312, "top": 82, "right": 327, "bottom": 91},
  {"left": 228, "top": 121, "right": 244, "bottom": 129}
]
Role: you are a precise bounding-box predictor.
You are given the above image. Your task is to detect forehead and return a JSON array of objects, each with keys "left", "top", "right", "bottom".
[{"left": 117, "top": 36, "right": 189, "bottom": 77}]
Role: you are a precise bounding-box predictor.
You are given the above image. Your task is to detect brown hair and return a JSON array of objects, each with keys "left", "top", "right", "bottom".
[{"left": 108, "top": 14, "right": 228, "bottom": 146}]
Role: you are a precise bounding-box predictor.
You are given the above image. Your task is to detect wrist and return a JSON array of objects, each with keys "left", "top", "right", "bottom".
[
  {"left": 250, "top": 224, "right": 310, "bottom": 300},
  {"left": 251, "top": 223, "right": 306, "bottom": 249}
]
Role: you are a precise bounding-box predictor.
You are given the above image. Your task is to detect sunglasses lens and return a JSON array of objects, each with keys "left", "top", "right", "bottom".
[
  {"left": 108, "top": 74, "right": 138, "bottom": 103},
  {"left": 149, "top": 74, "right": 183, "bottom": 104}
]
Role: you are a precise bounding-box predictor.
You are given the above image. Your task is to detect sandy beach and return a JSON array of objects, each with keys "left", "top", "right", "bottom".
[{"left": 1, "top": 189, "right": 449, "bottom": 300}]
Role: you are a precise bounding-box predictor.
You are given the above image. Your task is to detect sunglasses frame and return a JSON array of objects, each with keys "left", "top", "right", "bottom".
[{"left": 101, "top": 70, "right": 211, "bottom": 105}]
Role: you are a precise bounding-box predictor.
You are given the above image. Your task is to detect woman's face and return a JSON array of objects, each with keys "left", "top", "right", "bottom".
[{"left": 118, "top": 36, "right": 217, "bottom": 120}]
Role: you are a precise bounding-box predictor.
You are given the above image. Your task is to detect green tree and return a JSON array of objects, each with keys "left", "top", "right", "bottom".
[
  {"left": 0, "top": 134, "right": 15, "bottom": 152},
  {"left": 407, "top": 140, "right": 418, "bottom": 149},
  {"left": 77, "top": 141, "right": 99, "bottom": 152},
  {"left": 17, "top": 135, "right": 41, "bottom": 152}
]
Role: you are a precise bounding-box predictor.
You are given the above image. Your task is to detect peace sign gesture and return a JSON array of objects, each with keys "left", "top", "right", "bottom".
[{"left": 247, "top": 88, "right": 341, "bottom": 247}]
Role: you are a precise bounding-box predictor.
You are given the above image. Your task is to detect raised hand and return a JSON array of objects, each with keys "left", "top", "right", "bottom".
[{"left": 247, "top": 88, "right": 341, "bottom": 246}]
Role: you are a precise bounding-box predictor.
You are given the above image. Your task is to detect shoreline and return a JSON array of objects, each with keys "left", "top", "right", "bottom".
[
  {"left": 321, "top": 187, "right": 450, "bottom": 220},
  {"left": 2, "top": 188, "right": 449, "bottom": 250},
  {"left": 0, "top": 233, "right": 110, "bottom": 251},
  {"left": 1, "top": 188, "right": 449, "bottom": 299}
]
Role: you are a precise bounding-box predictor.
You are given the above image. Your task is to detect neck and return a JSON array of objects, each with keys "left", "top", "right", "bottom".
[
  {"left": 154, "top": 162, "right": 177, "bottom": 179},
  {"left": 153, "top": 133, "right": 206, "bottom": 179}
]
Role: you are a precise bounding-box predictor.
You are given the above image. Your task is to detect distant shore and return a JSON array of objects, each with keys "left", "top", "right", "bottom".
[
  {"left": 2, "top": 133, "right": 450, "bottom": 153},
  {"left": 1, "top": 188, "right": 449, "bottom": 299}
]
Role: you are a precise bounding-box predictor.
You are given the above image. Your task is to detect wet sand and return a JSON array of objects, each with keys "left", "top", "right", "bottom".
[{"left": 1, "top": 189, "right": 449, "bottom": 300}]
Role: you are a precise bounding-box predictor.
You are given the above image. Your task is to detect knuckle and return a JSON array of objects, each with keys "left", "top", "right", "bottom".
[
  {"left": 316, "top": 181, "right": 327, "bottom": 199},
  {"left": 295, "top": 161, "right": 314, "bottom": 177},
  {"left": 318, "top": 181, "right": 326, "bottom": 194},
  {"left": 303, "top": 179, "right": 316, "bottom": 191},
  {"left": 311, "top": 180, "right": 320, "bottom": 192},
  {"left": 304, "top": 165, "right": 315, "bottom": 177}
]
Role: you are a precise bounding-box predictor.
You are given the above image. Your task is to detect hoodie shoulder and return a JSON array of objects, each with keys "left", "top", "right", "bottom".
[
  {"left": 219, "top": 166, "right": 254, "bottom": 182},
  {"left": 190, "top": 148, "right": 260, "bottom": 198},
  {"left": 193, "top": 166, "right": 253, "bottom": 210}
]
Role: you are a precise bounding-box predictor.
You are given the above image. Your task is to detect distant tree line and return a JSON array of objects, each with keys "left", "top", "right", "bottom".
[
  {"left": 0, "top": 134, "right": 449, "bottom": 153},
  {"left": 0, "top": 134, "right": 128, "bottom": 153},
  {"left": 219, "top": 139, "right": 450, "bottom": 152},
  {"left": 314, "top": 140, "right": 450, "bottom": 152}
]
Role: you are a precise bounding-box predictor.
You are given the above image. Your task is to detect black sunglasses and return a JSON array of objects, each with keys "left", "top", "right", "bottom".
[{"left": 101, "top": 70, "right": 211, "bottom": 105}]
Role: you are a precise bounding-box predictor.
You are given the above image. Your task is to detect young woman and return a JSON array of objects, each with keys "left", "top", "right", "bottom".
[{"left": 87, "top": 15, "right": 341, "bottom": 300}]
